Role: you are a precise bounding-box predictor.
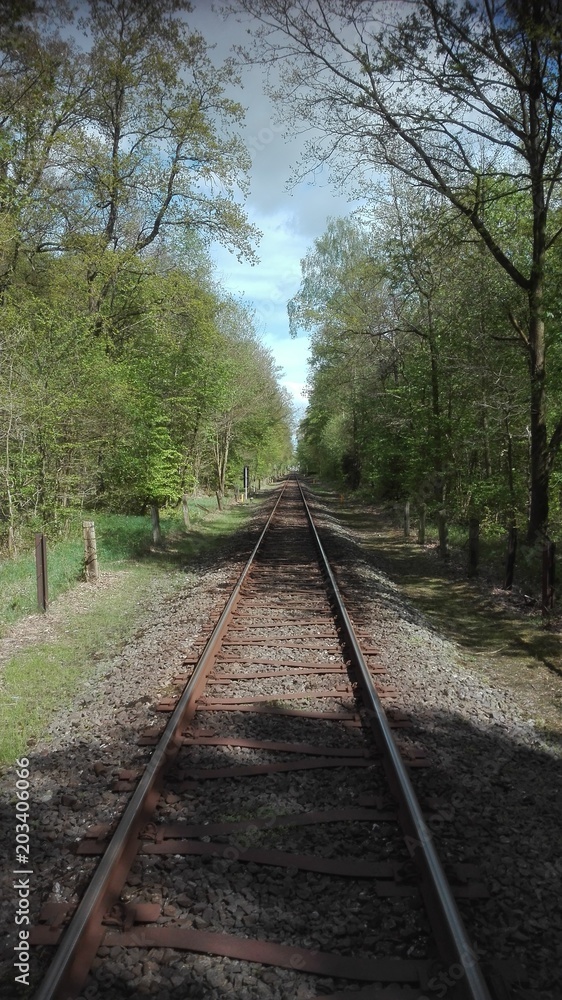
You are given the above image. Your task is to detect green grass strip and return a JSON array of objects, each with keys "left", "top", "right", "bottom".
[{"left": 0, "top": 501, "right": 253, "bottom": 765}]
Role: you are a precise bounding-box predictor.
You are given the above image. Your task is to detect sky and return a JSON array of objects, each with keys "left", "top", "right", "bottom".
[{"left": 187, "top": 1, "right": 360, "bottom": 421}]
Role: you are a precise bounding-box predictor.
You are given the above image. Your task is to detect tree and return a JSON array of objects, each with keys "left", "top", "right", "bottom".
[
  {"left": 292, "top": 199, "right": 532, "bottom": 525},
  {"left": 232, "top": 0, "right": 562, "bottom": 540},
  {"left": 0, "top": 1, "right": 87, "bottom": 295},
  {"left": 204, "top": 299, "right": 293, "bottom": 494},
  {"left": 0, "top": 0, "right": 259, "bottom": 317},
  {"left": 78, "top": 1, "right": 257, "bottom": 266}
]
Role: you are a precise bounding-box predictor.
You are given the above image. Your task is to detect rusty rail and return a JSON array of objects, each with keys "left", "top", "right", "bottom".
[
  {"left": 34, "top": 476, "right": 495, "bottom": 1000},
  {"left": 297, "top": 479, "right": 493, "bottom": 1000},
  {"left": 33, "top": 483, "right": 287, "bottom": 1000}
]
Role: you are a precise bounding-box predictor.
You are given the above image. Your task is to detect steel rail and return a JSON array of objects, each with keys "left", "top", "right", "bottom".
[
  {"left": 297, "top": 478, "right": 494, "bottom": 1000},
  {"left": 33, "top": 482, "right": 287, "bottom": 1000}
]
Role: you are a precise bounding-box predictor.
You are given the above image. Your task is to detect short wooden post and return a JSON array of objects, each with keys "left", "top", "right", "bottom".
[
  {"left": 82, "top": 521, "right": 99, "bottom": 582},
  {"left": 35, "top": 532, "right": 48, "bottom": 611},
  {"left": 542, "top": 540, "right": 556, "bottom": 616},
  {"left": 150, "top": 505, "right": 162, "bottom": 545},
  {"left": 181, "top": 494, "right": 190, "bottom": 529},
  {"left": 468, "top": 518, "right": 479, "bottom": 577},
  {"left": 216, "top": 491, "right": 222, "bottom": 511},
  {"left": 403, "top": 501, "right": 410, "bottom": 538},
  {"left": 418, "top": 504, "right": 426, "bottom": 545},
  {"left": 504, "top": 525, "right": 517, "bottom": 590},
  {"left": 437, "top": 510, "right": 449, "bottom": 559}
]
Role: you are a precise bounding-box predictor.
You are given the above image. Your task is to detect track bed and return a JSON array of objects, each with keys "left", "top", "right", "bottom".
[{"left": 31, "top": 480, "right": 503, "bottom": 1000}]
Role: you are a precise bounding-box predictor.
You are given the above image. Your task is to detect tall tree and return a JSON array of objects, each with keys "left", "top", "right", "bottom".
[
  {"left": 233, "top": 0, "right": 562, "bottom": 540},
  {"left": 0, "top": 1, "right": 87, "bottom": 294}
]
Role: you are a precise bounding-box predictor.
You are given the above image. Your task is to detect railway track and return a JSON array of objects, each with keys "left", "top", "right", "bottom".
[{"left": 31, "top": 478, "right": 508, "bottom": 1000}]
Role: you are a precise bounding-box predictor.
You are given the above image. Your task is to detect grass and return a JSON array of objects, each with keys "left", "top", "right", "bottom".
[
  {"left": 0, "top": 565, "right": 156, "bottom": 763},
  {"left": 0, "top": 496, "right": 256, "bottom": 765},
  {"left": 0, "top": 498, "right": 238, "bottom": 632}
]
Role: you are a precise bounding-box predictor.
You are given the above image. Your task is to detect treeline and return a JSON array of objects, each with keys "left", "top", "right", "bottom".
[
  {"left": 0, "top": 0, "right": 293, "bottom": 549},
  {"left": 293, "top": 184, "right": 562, "bottom": 540},
  {"left": 231, "top": 0, "right": 562, "bottom": 546}
]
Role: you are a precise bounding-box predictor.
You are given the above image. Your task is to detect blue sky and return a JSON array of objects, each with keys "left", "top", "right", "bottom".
[{"left": 188, "top": 2, "right": 359, "bottom": 419}]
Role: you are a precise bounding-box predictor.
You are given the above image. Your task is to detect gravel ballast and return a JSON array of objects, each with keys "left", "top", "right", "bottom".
[{"left": 0, "top": 484, "right": 560, "bottom": 1000}]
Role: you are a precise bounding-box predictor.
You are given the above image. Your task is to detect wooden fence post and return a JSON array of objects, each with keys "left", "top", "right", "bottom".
[
  {"left": 418, "top": 504, "right": 426, "bottom": 545},
  {"left": 437, "top": 510, "right": 449, "bottom": 559},
  {"left": 35, "top": 532, "right": 48, "bottom": 611},
  {"left": 82, "top": 521, "right": 99, "bottom": 582},
  {"left": 468, "top": 518, "right": 479, "bottom": 577},
  {"left": 504, "top": 525, "right": 517, "bottom": 590},
  {"left": 403, "top": 501, "right": 410, "bottom": 538},
  {"left": 150, "top": 505, "right": 162, "bottom": 545}
]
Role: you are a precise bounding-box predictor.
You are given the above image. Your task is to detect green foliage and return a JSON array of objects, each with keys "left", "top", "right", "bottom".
[
  {"left": 295, "top": 193, "right": 560, "bottom": 538},
  {"left": 0, "top": 2, "right": 292, "bottom": 534}
]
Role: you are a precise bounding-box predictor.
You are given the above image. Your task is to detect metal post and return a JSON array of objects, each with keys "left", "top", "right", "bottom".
[
  {"left": 35, "top": 532, "right": 48, "bottom": 612},
  {"left": 243, "top": 465, "right": 249, "bottom": 502}
]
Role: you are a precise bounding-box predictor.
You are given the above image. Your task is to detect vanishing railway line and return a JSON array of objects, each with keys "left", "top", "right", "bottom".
[{"left": 31, "top": 478, "right": 504, "bottom": 1000}]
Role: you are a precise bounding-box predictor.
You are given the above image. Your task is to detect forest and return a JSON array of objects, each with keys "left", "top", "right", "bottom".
[
  {"left": 0, "top": 0, "right": 294, "bottom": 557},
  {"left": 4, "top": 0, "right": 562, "bottom": 570},
  {"left": 293, "top": 192, "right": 562, "bottom": 541},
  {"left": 226, "top": 0, "right": 562, "bottom": 552}
]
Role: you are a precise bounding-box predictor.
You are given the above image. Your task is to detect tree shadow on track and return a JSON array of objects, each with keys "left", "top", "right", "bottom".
[{"left": 0, "top": 703, "right": 560, "bottom": 1000}]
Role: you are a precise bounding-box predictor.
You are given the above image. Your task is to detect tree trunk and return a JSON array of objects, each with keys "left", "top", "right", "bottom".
[
  {"left": 418, "top": 504, "right": 426, "bottom": 545},
  {"left": 437, "top": 510, "right": 449, "bottom": 559},
  {"left": 482, "top": 394, "right": 492, "bottom": 477},
  {"left": 526, "top": 289, "right": 548, "bottom": 542},
  {"left": 504, "top": 524, "right": 517, "bottom": 590},
  {"left": 468, "top": 518, "right": 479, "bottom": 577},
  {"left": 428, "top": 332, "right": 444, "bottom": 504}
]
